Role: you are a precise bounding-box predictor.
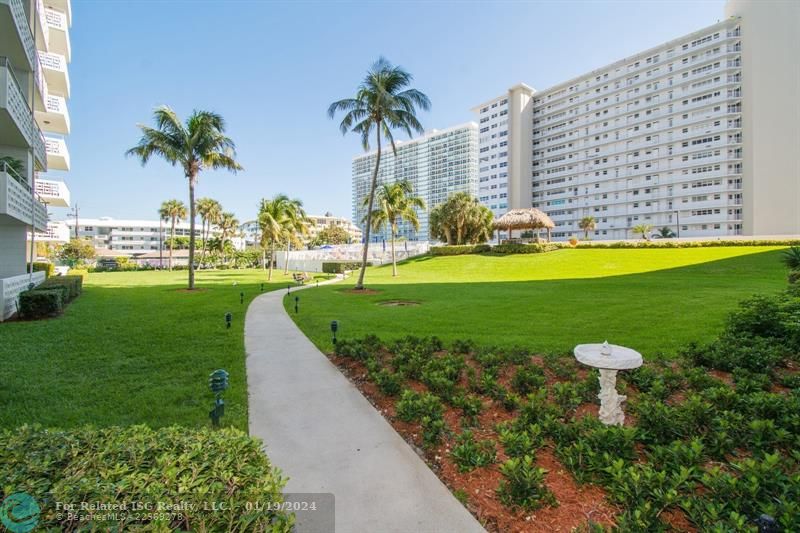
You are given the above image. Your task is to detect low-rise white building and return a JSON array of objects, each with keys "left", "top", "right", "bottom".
[{"left": 238, "top": 213, "right": 362, "bottom": 248}]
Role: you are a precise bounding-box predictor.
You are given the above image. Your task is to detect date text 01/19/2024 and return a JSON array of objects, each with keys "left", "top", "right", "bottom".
[{"left": 251, "top": 501, "right": 318, "bottom": 512}]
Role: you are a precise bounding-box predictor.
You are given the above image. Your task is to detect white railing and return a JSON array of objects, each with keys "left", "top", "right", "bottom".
[
  {"left": 44, "top": 136, "right": 69, "bottom": 170},
  {"left": 1, "top": 164, "right": 49, "bottom": 231},
  {"left": 0, "top": 271, "right": 46, "bottom": 321},
  {"left": 274, "top": 242, "right": 431, "bottom": 273},
  {"left": 4, "top": 0, "right": 36, "bottom": 68}
]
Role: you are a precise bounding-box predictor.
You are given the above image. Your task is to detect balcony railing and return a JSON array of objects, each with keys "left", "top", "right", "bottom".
[
  {"left": 44, "top": 7, "right": 71, "bottom": 60},
  {"left": 0, "top": 162, "right": 48, "bottom": 232},
  {"left": 44, "top": 135, "right": 69, "bottom": 171},
  {"left": 40, "top": 51, "right": 70, "bottom": 97},
  {"left": 0, "top": 58, "right": 48, "bottom": 171},
  {"left": 1, "top": 0, "right": 36, "bottom": 69}
]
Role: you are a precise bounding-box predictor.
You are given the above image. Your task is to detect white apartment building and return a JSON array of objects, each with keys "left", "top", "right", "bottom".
[
  {"left": 352, "top": 123, "right": 479, "bottom": 242},
  {"left": 238, "top": 213, "right": 362, "bottom": 247},
  {"left": 473, "top": 0, "right": 799, "bottom": 240},
  {"left": 64, "top": 217, "right": 220, "bottom": 257},
  {"left": 1, "top": 0, "right": 72, "bottom": 320}
]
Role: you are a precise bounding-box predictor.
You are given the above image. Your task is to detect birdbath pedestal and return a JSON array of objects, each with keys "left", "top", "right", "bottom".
[{"left": 574, "top": 342, "right": 643, "bottom": 426}]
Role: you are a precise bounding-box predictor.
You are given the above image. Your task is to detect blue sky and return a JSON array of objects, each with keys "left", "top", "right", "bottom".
[{"left": 59, "top": 0, "right": 725, "bottom": 223}]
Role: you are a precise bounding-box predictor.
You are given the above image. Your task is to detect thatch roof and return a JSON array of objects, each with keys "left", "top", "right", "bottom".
[{"left": 493, "top": 208, "right": 555, "bottom": 230}]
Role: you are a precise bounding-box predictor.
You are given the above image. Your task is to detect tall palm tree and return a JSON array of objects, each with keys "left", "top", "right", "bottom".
[
  {"left": 218, "top": 212, "right": 239, "bottom": 265},
  {"left": 197, "top": 197, "right": 222, "bottom": 266},
  {"left": 365, "top": 180, "right": 425, "bottom": 276},
  {"left": 126, "top": 106, "right": 243, "bottom": 289},
  {"left": 578, "top": 216, "right": 597, "bottom": 240},
  {"left": 632, "top": 224, "right": 653, "bottom": 241},
  {"left": 283, "top": 199, "right": 308, "bottom": 275},
  {"left": 257, "top": 194, "right": 293, "bottom": 281},
  {"left": 328, "top": 57, "right": 430, "bottom": 290},
  {"left": 159, "top": 199, "right": 186, "bottom": 271}
]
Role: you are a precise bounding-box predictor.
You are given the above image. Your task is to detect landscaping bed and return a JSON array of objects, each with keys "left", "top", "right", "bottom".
[{"left": 326, "top": 282, "right": 800, "bottom": 532}]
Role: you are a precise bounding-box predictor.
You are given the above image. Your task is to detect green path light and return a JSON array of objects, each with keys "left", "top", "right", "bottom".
[
  {"left": 294, "top": 296, "right": 299, "bottom": 314},
  {"left": 330, "top": 320, "right": 338, "bottom": 345},
  {"left": 225, "top": 312, "right": 232, "bottom": 329},
  {"left": 208, "top": 369, "right": 229, "bottom": 427},
  {"left": 260, "top": 283, "right": 264, "bottom": 292},
  {"left": 240, "top": 292, "right": 244, "bottom": 304}
]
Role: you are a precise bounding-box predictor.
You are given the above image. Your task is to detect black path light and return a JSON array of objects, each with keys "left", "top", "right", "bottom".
[
  {"left": 225, "top": 312, "right": 232, "bottom": 329},
  {"left": 240, "top": 292, "right": 244, "bottom": 304},
  {"left": 287, "top": 284, "right": 291, "bottom": 294},
  {"left": 260, "top": 283, "right": 264, "bottom": 292},
  {"left": 294, "top": 296, "right": 299, "bottom": 314},
  {"left": 754, "top": 515, "right": 778, "bottom": 533},
  {"left": 330, "top": 320, "right": 339, "bottom": 345},
  {"left": 208, "top": 369, "right": 229, "bottom": 427}
]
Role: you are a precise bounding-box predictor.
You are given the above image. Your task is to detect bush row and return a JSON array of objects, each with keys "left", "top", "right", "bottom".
[
  {"left": 322, "top": 261, "right": 371, "bottom": 273},
  {"left": 0, "top": 425, "right": 294, "bottom": 531},
  {"left": 28, "top": 261, "right": 54, "bottom": 277},
  {"left": 19, "top": 275, "right": 83, "bottom": 319}
]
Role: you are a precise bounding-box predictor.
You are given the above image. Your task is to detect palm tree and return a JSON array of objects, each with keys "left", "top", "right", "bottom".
[
  {"left": 197, "top": 197, "right": 222, "bottom": 266},
  {"left": 632, "top": 224, "right": 653, "bottom": 241},
  {"left": 159, "top": 199, "right": 186, "bottom": 271},
  {"left": 218, "top": 212, "right": 239, "bottom": 265},
  {"left": 578, "top": 216, "right": 597, "bottom": 240},
  {"left": 257, "top": 194, "right": 294, "bottom": 281},
  {"left": 429, "top": 193, "right": 492, "bottom": 245},
  {"left": 365, "top": 180, "right": 425, "bottom": 276},
  {"left": 126, "top": 106, "right": 243, "bottom": 289},
  {"left": 282, "top": 199, "right": 308, "bottom": 275},
  {"left": 328, "top": 57, "right": 430, "bottom": 290}
]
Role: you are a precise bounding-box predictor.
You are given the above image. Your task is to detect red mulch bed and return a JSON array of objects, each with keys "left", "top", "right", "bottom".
[{"left": 330, "top": 353, "right": 619, "bottom": 532}]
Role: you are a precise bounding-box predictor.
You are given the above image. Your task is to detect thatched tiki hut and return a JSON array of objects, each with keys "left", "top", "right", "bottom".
[{"left": 493, "top": 208, "right": 556, "bottom": 243}]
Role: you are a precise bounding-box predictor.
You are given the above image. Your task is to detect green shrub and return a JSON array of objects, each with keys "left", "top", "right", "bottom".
[
  {"left": 490, "top": 243, "right": 559, "bottom": 254},
  {"left": 371, "top": 368, "right": 403, "bottom": 396},
  {"left": 781, "top": 246, "right": 800, "bottom": 269},
  {"left": 321, "top": 261, "right": 371, "bottom": 273},
  {"left": 451, "top": 430, "right": 496, "bottom": 472},
  {"left": 552, "top": 381, "right": 582, "bottom": 413},
  {"left": 575, "top": 239, "right": 800, "bottom": 249},
  {"left": 499, "top": 424, "right": 544, "bottom": 458},
  {"left": 0, "top": 425, "right": 295, "bottom": 531},
  {"left": 497, "top": 455, "right": 556, "bottom": 510},
  {"left": 511, "top": 364, "right": 546, "bottom": 394},
  {"left": 429, "top": 244, "right": 491, "bottom": 256},
  {"left": 67, "top": 268, "right": 89, "bottom": 279},
  {"left": 19, "top": 289, "right": 63, "bottom": 319},
  {"left": 40, "top": 275, "right": 82, "bottom": 300},
  {"left": 395, "top": 390, "right": 443, "bottom": 423},
  {"left": 29, "top": 261, "right": 54, "bottom": 278}
]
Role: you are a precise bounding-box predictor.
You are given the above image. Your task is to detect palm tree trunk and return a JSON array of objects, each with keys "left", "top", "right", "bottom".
[
  {"left": 188, "top": 176, "right": 196, "bottom": 289},
  {"left": 268, "top": 239, "right": 274, "bottom": 281},
  {"left": 391, "top": 223, "right": 397, "bottom": 277},
  {"left": 199, "top": 218, "right": 207, "bottom": 266},
  {"left": 169, "top": 217, "right": 175, "bottom": 271},
  {"left": 356, "top": 127, "right": 381, "bottom": 290},
  {"left": 284, "top": 239, "right": 290, "bottom": 275}
]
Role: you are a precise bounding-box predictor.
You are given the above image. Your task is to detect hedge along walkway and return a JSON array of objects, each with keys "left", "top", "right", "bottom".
[{"left": 245, "top": 279, "right": 484, "bottom": 533}]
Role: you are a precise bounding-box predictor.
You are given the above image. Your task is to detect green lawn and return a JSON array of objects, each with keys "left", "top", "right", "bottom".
[
  {"left": 0, "top": 269, "right": 307, "bottom": 430},
  {"left": 286, "top": 247, "right": 789, "bottom": 357}
]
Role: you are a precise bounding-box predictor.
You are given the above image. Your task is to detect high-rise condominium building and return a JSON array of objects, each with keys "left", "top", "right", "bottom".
[
  {"left": 352, "top": 123, "right": 479, "bottom": 242},
  {"left": 1, "top": 0, "right": 73, "bottom": 320},
  {"left": 473, "top": 0, "right": 799, "bottom": 240}
]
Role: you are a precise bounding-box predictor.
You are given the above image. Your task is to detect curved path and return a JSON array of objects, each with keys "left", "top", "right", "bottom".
[{"left": 245, "top": 281, "right": 484, "bottom": 533}]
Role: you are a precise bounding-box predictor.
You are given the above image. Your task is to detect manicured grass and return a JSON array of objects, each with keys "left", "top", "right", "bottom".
[
  {"left": 0, "top": 269, "right": 307, "bottom": 430},
  {"left": 287, "top": 247, "right": 789, "bottom": 357}
]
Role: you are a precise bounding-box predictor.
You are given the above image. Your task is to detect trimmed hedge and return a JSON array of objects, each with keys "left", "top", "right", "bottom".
[
  {"left": 29, "top": 261, "right": 54, "bottom": 278},
  {"left": 0, "top": 425, "right": 295, "bottom": 531},
  {"left": 19, "top": 289, "right": 64, "bottom": 318},
  {"left": 490, "top": 243, "right": 560, "bottom": 255},
  {"left": 40, "top": 275, "right": 82, "bottom": 300},
  {"left": 322, "top": 261, "right": 371, "bottom": 274},
  {"left": 574, "top": 239, "right": 800, "bottom": 249},
  {"left": 67, "top": 268, "right": 89, "bottom": 279},
  {"left": 429, "top": 244, "right": 492, "bottom": 256}
]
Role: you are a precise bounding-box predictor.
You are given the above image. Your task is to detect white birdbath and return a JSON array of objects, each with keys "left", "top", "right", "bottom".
[{"left": 573, "top": 341, "right": 643, "bottom": 426}]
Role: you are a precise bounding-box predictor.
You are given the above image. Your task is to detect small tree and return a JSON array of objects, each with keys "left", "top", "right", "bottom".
[
  {"left": 632, "top": 224, "right": 653, "bottom": 241},
  {"left": 429, "top": 192, "right": 492, "bottom": 245},
  {"left": 159, "top": 199, "right": 187, "bottom": 271},
  {"left": 578, "top": 216, "right": 596, "bottom": 240},
  {"left": 310, "top": 225, "right": 350, "bottom": 247},
  {"left": 59, "top": 239, "right": 95, "bottom": 266},
  {"left": 657, "top": 226, "right": 676, "bottom": 239},
  {"left": 365, "top": 180, "right": 425, "bottom": 276}
]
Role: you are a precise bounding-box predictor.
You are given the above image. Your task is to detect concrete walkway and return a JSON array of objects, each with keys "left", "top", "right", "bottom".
[{"left": 245, "top": 280, "right": 484, "bottom": 533}]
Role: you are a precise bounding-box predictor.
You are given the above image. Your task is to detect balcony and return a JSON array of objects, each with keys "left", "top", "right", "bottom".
[
  {"left": 40, "top": 51, "right": 69, "bottom": 98},
  {"left": 44, "top": 0, "right": 71, "bottom": 26},
  {"left": 0, "top": 0, "right": 36, "bottom": 70},
  {"left": 0, "top": 58, "right": 48, "bottom": 171},
  {"left": 35, "top": 177, "right": 69, "bottom": 207},
  {"left": 34, "top": 0, "right": 49, "bottom": 53},
  {"left": 44, "top": 7, "right": 70, "bottom": 60},
  {"left": 44, "top": 135, "right": 69, "bottom": 170},
  {"left": 0, "top": 164, "right": 48, "bottom": 231},
  {"left": 35, "top": 93, "right": 69, "bottom": 134}
]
